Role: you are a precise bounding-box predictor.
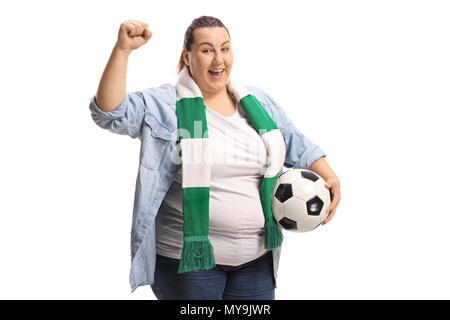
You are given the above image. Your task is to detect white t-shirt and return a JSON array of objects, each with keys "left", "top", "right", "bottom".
[{"left": 155, "top": 100, "right": 270, "bottom": 266}]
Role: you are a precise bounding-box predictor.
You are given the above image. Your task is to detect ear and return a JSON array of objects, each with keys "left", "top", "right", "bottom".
[{"left": 182, "top": 49, "right": 190, "bottom": 66}]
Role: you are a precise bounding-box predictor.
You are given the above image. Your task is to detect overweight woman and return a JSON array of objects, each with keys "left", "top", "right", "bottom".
[{"left": 89, "top": 16, "right": 341, "bottom": 300}]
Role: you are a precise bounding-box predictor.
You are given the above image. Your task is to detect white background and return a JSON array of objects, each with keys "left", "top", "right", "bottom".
[{"left": 0, "top": 0, "right": 449, "bottom": 299}]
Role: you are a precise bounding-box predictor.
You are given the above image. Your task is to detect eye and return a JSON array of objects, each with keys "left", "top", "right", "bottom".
[
  {"left": 202, "top": 48, "right": 212, "bottom": 53},
  {"left": 222, "top": 47, "right": 230, "bottom": 51}
]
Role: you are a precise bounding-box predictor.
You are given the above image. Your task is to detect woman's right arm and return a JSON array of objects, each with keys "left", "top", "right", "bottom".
[
  {"left": 95, "top": 44, "right": 130, "bottom": 111},
  {"left": 89, "top": 20, "right": 153, "bottom": 138},
  {"left": 96, "top": 20, "right": 152, "bottom": 111}
]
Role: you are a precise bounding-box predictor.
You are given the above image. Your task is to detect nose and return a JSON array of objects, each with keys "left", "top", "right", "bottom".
[{"left": 213, "top": 51, "right": 225, "bottom": 65}]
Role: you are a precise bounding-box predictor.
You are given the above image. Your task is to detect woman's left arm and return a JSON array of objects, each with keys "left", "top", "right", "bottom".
[
  {"left": 308, "top": 157, "right": 341, "bottom": 225},
  {"left": 251, "top": 86, "right": 341, "bottom": 224}
]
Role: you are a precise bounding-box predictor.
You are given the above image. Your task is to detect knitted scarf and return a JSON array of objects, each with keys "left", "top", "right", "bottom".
[{"left": 175, "top": 67, "right": 286, "bottom": 273}]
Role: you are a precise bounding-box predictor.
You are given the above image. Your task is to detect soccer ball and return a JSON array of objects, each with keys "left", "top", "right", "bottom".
[{"left": 271, "top": 169, "right": 332, "bottom": 232}]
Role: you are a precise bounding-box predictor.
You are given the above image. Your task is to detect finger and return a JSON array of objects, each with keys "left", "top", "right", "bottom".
[
  {"left": 143, "top": 28, "right": 153, "bottom": 41},
  {"left": 327, "top": 193, "right": 337, "bottom": 209},
  {"left": 324, "top": 183, "right": 334, "bottom": 203},
  {"left": 328, "top": 196, "right": 339, "bottom": 209},
  {"left": 326, "top": 206, "right": 336, "bottom": 215},
  {"left": 329, "top": 186, "right": 340, "bottom": 203},
  {"left": 124, "top": 22, "right": 136, "bottom": 36},
  {"left": 133, "top": 20, "right": 145, "bottom": 35},
  {"left": 120, "top": 22, "right": 132, "bottom": 34},
  {"left": 128, "top": 21, "right": 142, "bottom": 36},
  {"left": 328, "top": 210, "right": 336, "bottom": 221},
  {"left": 136, "top": 21, "right": 145, "bottom": 35},
  {"left": 328, "top": 186, "right": 335, "bottom": 197},
  {"left": 326, "top": 204, "right": 336, "bottom": 216},
  {"left": 331, "top": 192, "right": 341, "bottom": 206},
  {"left": 323, "top": 208, "right": 336, "bottom": 225}
]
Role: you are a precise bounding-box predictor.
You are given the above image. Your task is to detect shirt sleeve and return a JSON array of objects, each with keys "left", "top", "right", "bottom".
[
  {"left": 258, "top": 89, "right": 326, "bottom": 170},
  {"left": 89, "top": 91, "right": 147, "bottom": 139}
]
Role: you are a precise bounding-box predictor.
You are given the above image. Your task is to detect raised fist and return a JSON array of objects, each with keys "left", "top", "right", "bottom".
[{"left": 116, "top": 20, "right": 152, "bottom": 52}]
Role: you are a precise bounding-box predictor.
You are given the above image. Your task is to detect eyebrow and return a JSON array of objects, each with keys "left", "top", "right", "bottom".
[{"left": 199, "top": 40, "right": 230, "bottom": 47}]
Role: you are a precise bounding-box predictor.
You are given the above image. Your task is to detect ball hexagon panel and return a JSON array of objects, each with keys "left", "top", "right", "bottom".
[
  {"left": 279, "top": 170, "right": 300, "bottom": 184},
  {"left": 282, "top": 196, "right": 308, "bottom": 222},
  {"left": 292, "top": 178, "right": 316, "bottom": 201},
  {"left": 298, "top": 215, "right": 321, "bottom": 232}
]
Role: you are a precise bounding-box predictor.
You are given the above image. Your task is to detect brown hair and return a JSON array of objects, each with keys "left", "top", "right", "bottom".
[{"left": 176, "top": 16, "right": 231, "bottom": 75}]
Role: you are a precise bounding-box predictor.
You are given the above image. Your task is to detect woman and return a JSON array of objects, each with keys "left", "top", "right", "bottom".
[{"left": 89, "top": 16, "right": 341, "bottom": 300}]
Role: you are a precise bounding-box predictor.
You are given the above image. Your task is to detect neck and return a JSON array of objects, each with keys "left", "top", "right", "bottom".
[{"left": 201, "top": 86, "right": 229, "bottom": 102}]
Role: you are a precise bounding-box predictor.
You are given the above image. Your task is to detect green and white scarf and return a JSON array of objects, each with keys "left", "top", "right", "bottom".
[{"left": 175, "top": 67, "right": 286, "bottom": 273}]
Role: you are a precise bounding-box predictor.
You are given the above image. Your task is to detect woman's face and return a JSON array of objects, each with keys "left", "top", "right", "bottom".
[{"left": 183, "top": 27, "right": 233, "bottom": 95}]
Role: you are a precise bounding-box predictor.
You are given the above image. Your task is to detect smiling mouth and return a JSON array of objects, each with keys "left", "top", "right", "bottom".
[{"left": 208, "top": 69, "right": 225, "bottom": 79}]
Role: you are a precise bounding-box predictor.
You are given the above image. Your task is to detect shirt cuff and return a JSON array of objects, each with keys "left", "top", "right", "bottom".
[
  {"left": 89, "top": 95, "right": 128, "bottom": 119},
  {"left": 300, "top": 146, "right": 327, "bottom": 170}
]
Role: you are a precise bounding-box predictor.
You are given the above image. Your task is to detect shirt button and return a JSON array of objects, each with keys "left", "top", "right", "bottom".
[
  {"left": 154, "top": 196, "right": 158, "bottom": 200},
  {"left": 153, "top": 129, "right": 157, "bottom": 134}
]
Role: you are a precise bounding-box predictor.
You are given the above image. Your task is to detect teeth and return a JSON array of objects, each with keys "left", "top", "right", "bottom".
[{"left": 209, "top": 69, "right": 224, "bottom": 72}]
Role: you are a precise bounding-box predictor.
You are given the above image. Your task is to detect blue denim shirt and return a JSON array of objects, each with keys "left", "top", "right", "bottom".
[{"left": 89, "top": 83, "right": 326, "bottom": 292}]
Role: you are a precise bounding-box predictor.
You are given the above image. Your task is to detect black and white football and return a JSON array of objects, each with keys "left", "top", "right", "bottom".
[{"left": 271, "top": 169, "right": 332, "bottom": 232}]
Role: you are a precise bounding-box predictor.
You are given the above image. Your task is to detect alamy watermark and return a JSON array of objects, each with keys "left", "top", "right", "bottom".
[{"left": 170, "top": 121, "right": 271, "bottom": 175}]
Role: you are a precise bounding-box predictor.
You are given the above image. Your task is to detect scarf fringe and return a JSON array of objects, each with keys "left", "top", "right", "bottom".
[
  {"left": 177, "top": 236, "right": 216, "bottom": 273},
  {"left": 264, "top": 218, "right": 284, "bottom": 249}
]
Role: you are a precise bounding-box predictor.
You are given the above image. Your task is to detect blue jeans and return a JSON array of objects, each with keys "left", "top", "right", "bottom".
[{"left": 151, "top": 251, "right": 276, "bottom": 300}]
